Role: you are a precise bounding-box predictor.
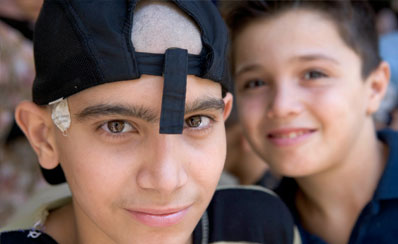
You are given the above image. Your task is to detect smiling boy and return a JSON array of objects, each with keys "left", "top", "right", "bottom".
[
  {"left": 224, "top": 1, "right": 398, "bottom": 243},
  {"left": 0, "top": 0, "right": 299, "bottom": 244}
]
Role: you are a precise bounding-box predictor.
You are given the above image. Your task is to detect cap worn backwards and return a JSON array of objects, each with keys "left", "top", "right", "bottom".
[{"left": 32, "top": 0, "right": 230, "bottom": 184}]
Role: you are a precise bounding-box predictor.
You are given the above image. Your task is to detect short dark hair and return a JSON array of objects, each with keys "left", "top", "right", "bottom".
[{"left": 222, "top": 0, "right": 381, "bottom": 79}]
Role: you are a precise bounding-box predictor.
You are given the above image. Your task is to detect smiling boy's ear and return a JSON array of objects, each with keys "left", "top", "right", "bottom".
[
  {"left": 365, "top": 61, "right": 390, "bottom": 116},
  {"left": 15, "top": 101, "right": 60, "bottom": 169},
  {"left": 223, "top": 92, "right": 234, "bottom": 121}
]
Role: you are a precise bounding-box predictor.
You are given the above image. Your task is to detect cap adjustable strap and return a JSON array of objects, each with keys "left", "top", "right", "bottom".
[
  {"left": 135, "top": 52, "right": 201, "bottom": 76},
  {"left": 159, "top": 48, "right": 188, "bottom": 134}
]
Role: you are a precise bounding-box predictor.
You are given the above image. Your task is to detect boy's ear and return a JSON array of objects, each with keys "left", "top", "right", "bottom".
[
  {"left": 223, "top": 92, "right": 234, "bottom": 121},
  {"left": 15, "top": 101, "right": 59, "bottom": 169},
  {"left": 365, "top": 61, "right": 390, "bottom": 115}
]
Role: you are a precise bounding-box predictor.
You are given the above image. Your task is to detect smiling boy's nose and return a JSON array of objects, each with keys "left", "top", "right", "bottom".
[{"left": 266, "top": 83, "right": 303, "bottom": 120}]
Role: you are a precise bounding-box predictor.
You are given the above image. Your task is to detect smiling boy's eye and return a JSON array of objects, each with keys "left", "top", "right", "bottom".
[
  {"left": 243, "top": 79, "right": 266, "bottom": 90},
  {"left": 304, "top": 70, "right": 327, "bottom": 80},
  {"left": 185, "top": 115, "right": 211, "bottom": 128},
  {"left": 101, "top": 120, "right": 134, "bottom": 134}
]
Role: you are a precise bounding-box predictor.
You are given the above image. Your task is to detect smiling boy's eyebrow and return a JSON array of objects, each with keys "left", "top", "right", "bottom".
[
  {"left": 235, "top": 54, "right": 340, "bottom": 77},
  {"left": 75, "top": 97, "right": 224, "bottom": 122},
  {"left": 235, "top": 64, "right": 263, "bottom": 77},
  {"left": 291, "top": 54, "right": 340, "bottom": 64}
]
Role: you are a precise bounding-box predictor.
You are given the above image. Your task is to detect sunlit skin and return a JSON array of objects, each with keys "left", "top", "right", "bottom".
[
  {"left": 16, "top": 75, "right": 232, "bottom": 244},
  {"left": 233, "top": 9, "right": 389, "bottom": 244}
]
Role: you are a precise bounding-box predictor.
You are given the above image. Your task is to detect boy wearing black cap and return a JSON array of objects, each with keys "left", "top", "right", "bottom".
[{"left": 0, "top": 1, "right": 299, "bottom": 244}]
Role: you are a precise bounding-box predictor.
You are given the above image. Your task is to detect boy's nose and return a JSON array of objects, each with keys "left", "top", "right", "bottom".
[
  {"left": 266, "top": 83, "right": 303, "bottom": 119},
  {"left": 137, "top": 135, "right": 188, "bottom": 194}
]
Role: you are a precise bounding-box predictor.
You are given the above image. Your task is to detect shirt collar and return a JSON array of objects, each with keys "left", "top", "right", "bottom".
[{"left": 373, "top": 129, "right": 398, "bottom": 200}]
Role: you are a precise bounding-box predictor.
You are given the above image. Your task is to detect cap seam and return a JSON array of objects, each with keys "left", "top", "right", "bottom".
[
  {"left": 174, "top": 1, "right": 214, "bottom": 78},
  {"left": 65, "top": 1, "right": 105, "bottom": 82},
  {"left": 122, "top": 0, "right": 139, "bottom": 78}
]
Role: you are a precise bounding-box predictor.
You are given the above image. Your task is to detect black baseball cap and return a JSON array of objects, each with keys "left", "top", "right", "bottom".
[{"left": 32, "top": 0, "right": 231, "bottom": 184}]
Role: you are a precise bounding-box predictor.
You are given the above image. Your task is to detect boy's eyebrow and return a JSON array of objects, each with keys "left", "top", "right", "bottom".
[
  {"left": 75, "top": 104, "right": 159, "bottom": 123},
  {"left": 235, "top": 54, "right": 340, "bottom": 77},
  {"left": 291, "top": 54, "right": 339, "bottom": 64},
  {"left": 235, "top": 64, "right": 262, "bottom": 77},
  {"left": 75, "top": 97, "right": 224, "bottom": 122},
  {"left": 185, "top": 97, "right": 225, "bottom": 114}
]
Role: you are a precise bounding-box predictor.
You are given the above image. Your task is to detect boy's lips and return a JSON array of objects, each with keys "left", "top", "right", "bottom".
[
  {"left": 267, "top": 128, "right": 316, "bottom": 146},
  {"left": 126, "top": 205, "right": 192, "bottom": 227}
]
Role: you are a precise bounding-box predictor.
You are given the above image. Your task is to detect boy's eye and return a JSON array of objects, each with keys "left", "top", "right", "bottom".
[
  {"left": 304, "top": 70, "right": 327, "bottom": 80},
  {"left": 185, "top": 115, "right": 211, "bottom": 128},
  {"left": 102, "top": 120, "right": 134, "bottom": 134},
  {"left": 243, "top": 79, "right": 266, "bottom": 90}
]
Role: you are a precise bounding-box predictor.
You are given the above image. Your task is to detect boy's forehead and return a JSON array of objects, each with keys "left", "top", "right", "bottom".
[
  {"left": 68, "top": 75, "right": 221, "bottom": 110},
  {"left": 237, "top": 10, "right": 354, "bottom": 61},
  {"left": 68, "top": 76, "right": 225, "bottom": 127}
]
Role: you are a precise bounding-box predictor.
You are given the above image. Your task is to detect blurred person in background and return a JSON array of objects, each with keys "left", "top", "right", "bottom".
[
  {"left": 0, "top": 0, "right": 42, "bottom": 39},
  {"left": 374, "top": 7, "right": 398, "bottom": 130},
  {"left": 376, "top": 7, "right": 397, "bottom": 36},
  {"left": 0, "top": 0, "right": 45, "bottom": 228},
  {"left": 221, "top": 104, "right": 280, "bottom": 188},
  {"left": 0, "top": 0, "right": 43, "bottom": 141}
]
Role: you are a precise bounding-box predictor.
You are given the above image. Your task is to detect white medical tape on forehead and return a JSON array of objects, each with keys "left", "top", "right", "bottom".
[{"left": 49, "top": 98, "right": 71, "bottom": 135}]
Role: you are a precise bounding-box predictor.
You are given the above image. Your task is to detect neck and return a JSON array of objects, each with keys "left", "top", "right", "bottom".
[
  {"left": 294, "top": 124, "right": 387, "bottom": 244},
  {"left": 235, "top": 159, "right": 269, "bottom": 185},
  {"left": 296, "top": 130, "right": 385, "bottom": 212},
  {"left": 45, "top": 201, "right": 78, "bottom": 244}
]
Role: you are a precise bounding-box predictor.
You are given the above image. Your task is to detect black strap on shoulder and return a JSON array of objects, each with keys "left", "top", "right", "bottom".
[{"left": 159, "top": 48, "right": 188, "bottom": 134}]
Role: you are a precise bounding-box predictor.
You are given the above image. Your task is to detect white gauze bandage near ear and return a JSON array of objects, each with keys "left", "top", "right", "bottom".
[{"left": 49, "top": 98, "right": 71, "bottom": 134}]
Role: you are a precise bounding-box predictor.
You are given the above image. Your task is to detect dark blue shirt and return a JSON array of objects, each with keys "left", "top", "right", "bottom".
[{"left": 276, "top": 129, "right": 398, "bottom": 244}]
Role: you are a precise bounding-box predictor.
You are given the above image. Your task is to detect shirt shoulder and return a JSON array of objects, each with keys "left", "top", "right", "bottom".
[
  {"left": 205, "top": 185, "right": 300, "bottom": 244},
  {"left": 0, "top": 184, "right": 71, "bottom": 233},
  {"left": 0, "top": 229, "right": 57, "bottom": 244}
]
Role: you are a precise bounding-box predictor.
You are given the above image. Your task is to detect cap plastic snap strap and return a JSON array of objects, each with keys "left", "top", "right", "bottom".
[{"left": 159, "top": 48, "right": 188, "bottom": 134}]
